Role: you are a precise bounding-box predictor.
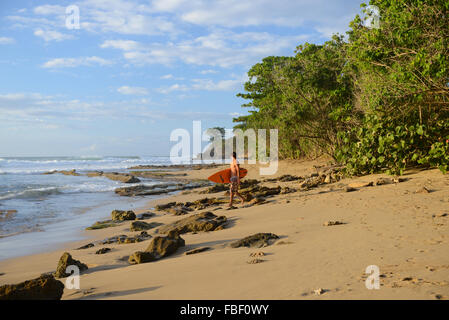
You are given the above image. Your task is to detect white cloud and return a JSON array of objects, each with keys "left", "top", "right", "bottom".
[
  {"left": 33, "top": 5, "right": 66, "bottom": 15},
  {"left": 161, "top": 74, "right": 174, "bottom": 79},
  {"left": 200, "top": 69, "right": 218, "bottom": 75},
  {"left": 117, "top": 86, "right": 149, "bottom": 95},
  {"left": 100, "top": 40, "right": 142, "bottom": 51},
  {"left": 42, "top": 56, "right": 113, "bottom": 68},
  {"left": 34, "top": 29, "right": 74, "bottom": 42},
  {"left": 0, "top": 37, "right": 15, "bottom": 45},
  {"left": 157, "top": 74, "right": 247, "bottom": 94},
  {"left": 103, "top": 31, "right": 309, "bottom": 68}
]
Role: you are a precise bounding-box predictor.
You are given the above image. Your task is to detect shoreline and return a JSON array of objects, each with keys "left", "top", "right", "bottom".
[{"left": 0, "top": 159, "right": 448, "bottom": 300}]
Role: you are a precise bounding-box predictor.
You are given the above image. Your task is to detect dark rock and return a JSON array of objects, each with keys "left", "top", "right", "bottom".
[
  {"left": 345, "top": 186, "right": 357, "bottom": 192},
  {"left": 86, "top": 220, "right": 118, "bottom": 230},
  {"left": 145, "top": 231, "right": 185, "bottom": 259},
  {"left": 76, "top": 243, "right": 94, "bottom": 250},
  {"left": 54, "top": 252, "right": 88, "bottom": 278},
  {"left": 130, "top": 221, "right": 162, "bottom": 231},
  {"left": 136, "top": 212, "right": 155, "bottom": 220},
  {"left": 101, "top": 231, "right": 152, "bottom": 245},
  {"left": 129, "top": 231, "right": 185, "bottom": 264},
  {"left": 111, "top": 210, "right": 136, "bottom": 221},
  {"left": 0, "top": 274, "right": 64, "bottom": 300},
  {"left": 128, "top": 251, "right": 156, "bottom": 264},
  {"left": 155, "top": 202, "right": 177, "bottom": 211},
  {"left": 95, "top": 248, "right": 111, "bottom": 255},
  {"left": 230, "top": 233, "right": 279, "bottom": 248},
  {"left": 157, "top": 211, "right": 227, "bottom": 235}
]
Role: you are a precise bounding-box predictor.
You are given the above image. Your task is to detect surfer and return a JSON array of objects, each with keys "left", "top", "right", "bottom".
[{"left": 229, "top": 152, "right": 245, "bottom": 207}]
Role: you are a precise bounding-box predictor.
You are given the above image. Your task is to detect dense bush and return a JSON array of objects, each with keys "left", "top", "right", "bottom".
[{"left": 234, "top": 0, "right": 448, "bottom": 175}]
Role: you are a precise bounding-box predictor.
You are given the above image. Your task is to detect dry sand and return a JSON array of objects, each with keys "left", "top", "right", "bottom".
[{"left": 0, "top": 159, "right": 448, "bottom": 300}]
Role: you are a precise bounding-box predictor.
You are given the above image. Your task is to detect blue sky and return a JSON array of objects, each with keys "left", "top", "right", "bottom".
[{"left": 0, "top": 0, "right": 364, "bottom": 157}]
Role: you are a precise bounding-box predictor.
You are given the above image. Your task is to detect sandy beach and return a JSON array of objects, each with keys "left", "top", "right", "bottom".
[{"left": 0, "top": 159, "right": 448, "bottom": 300}]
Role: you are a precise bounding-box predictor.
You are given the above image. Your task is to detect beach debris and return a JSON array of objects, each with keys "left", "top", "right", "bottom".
[
  {"left": 128, "top": 231, "right": 185, "bottom": 264},
  {"left": 136, "top": 212, "right": 155, "bottom": 220},
  {"left": 323, "top": 221, "right": 345, "bottom": 226},
  {"left": 76, "top": 243, "right": 94, "bottom": 250},
  {"left": 0, "top": 274, "right": 64, "bottom": 300},
  {"left": 95, "top": 248, "right": 111, "bottom": 255},
  {"left": 54, "top": 252, "right": 88, "bottom": 278},
  {"left": 314, "top": 288, "right": 327, "bottom": 295},
  {"left": 130, "top": 221, "right": 162, "bottom": 232},
  {"left": 111, "top": 210, "right": 136, "bottom": 221},
  {"left": 247, "top": 259, "right": 265, "bottom": 264},
  {"left": 86, "top": 220, "right": 119, "bottom": 230},
  {"left": 249, "top": 252, "right": 265, "bottom": 257},
  {"left": 415, "top": 187, "right": 430, "bottom": 194},
  {"left": 230, "top": 233, "right": 280, "bottom": 249},
  {"left": 185, "top": 247, "right": 211, "bottom": 255},
  {"left": 101, "top": 231, "right": 152, "bottom": 245},
  {"left": 157, "top": 211, "right": 227, "bottom": 235}
]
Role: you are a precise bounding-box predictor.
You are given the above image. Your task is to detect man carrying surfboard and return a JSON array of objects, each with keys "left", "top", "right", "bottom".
[{"left": 229, "top": 152, "right": 245, "bottom": 207}]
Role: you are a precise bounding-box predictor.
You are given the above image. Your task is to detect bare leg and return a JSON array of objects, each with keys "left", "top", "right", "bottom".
[
  {"left": 229, "top": 187, "right": 234, "bottom": 207},
  {"left": 236, "top": 192, "right": 245, "bottom": 204}
]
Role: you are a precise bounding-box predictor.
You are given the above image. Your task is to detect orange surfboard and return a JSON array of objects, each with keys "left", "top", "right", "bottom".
[{"left": 208, "top": 168, "right": 248, "bottom": 184}]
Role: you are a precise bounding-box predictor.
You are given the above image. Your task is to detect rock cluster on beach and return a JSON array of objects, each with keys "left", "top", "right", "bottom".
[
  {"left": 54, "top": 252, "right": 88, "bottom": 278},
  {"left": 101, "top": 231, "right": 152, "bottom": 245},
  {"left": 0, "top": 274, "right": 64, "bottom": 300},
  {"left": 156, "top": 211, "right": 227, "bottom": 235},
  {"left": 130, "top": 221, "right": 162, "bottom": 231}
]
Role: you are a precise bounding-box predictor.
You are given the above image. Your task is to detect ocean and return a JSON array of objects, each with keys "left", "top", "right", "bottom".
[{"left": 0, "top": 156, "right": 173, "bottom": 260}]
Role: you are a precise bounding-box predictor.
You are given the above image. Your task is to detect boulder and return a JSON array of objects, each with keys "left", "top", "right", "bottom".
[
  {"left": 156, "top": 212, "right": 227, "bottom": 235},
  {"left": 111, "top": 210, "right": 136, "bottom": 221},
  {"left": 128, "top": 251, "right": 156, "bottom": 264},
  {"left": 230, "top": 233, "right": 279, "bottom": 248},
  {"left": 0, "top": 274, "right": 64, "bottom": 300},
  {"left": 145, "top": 231, "right": 185, "bottom": 259},
  {"left": 95, "top": 248, "right": 111, "bottom": 255},
  {"left": 129, "top": 231, "right": 185, "bottom": 264},
  {"left": 54, "top": 252, "right": 88, "bottom": 278}
]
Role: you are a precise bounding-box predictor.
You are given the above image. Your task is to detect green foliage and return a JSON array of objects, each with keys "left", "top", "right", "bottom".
[
  {"left": 336, "top": 114, "right": 449, "bottom": 175},
  {"left": 234, "top": 0, "right": 448, "bottom": 175}
]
